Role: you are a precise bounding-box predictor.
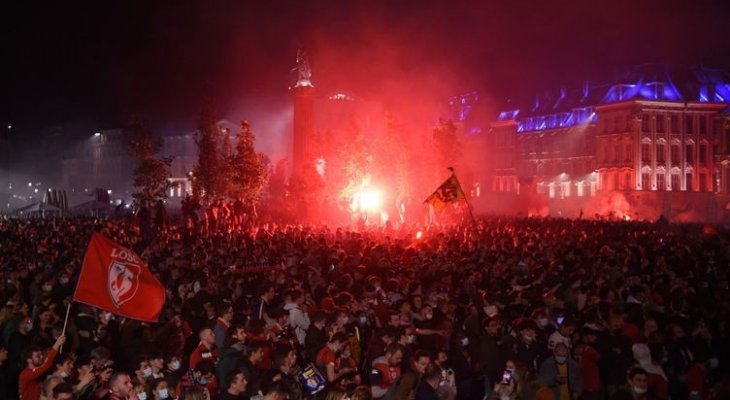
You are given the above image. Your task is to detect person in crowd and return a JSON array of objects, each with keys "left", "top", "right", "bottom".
[
  {"left": 611, "top": 367, "right": 650, "bottom": 400},
  {"left": 1, "top": 215, "right": 730, "bottom": 400},
  {"left": 190, "top": 328, "right": 218, "bottom": 370},
  {"left": 150, "top": 378, "right": 171, "bottom": 400},
  {"left": 538, "top": 342, "right": 582, "bottom": 400},
  {"left": 214, "top": 302, "right": 235, "bottom": 350},
  {"left": 220, "top": 369, "right": 247, "bottom": 400},
  {"left": 370, "top": 343, "right": 405, "bottom": 399},
  {"left": 104, "top": 372, "right": 134, "bottom": 400},
  {"left": 19, "top": 334, "right": 66, "bottom": 400},
  {"left": 316, "top": 332, "right": 352, "bottom": 385},
  {"left": 51, "top": 382, "right": 74, "bottom": 400},
  {"left": 418, "top": 362, "right": 447, "bottom": 400},
  {"left": 304, "top": 311, "right": 328, "bottom": 363},
  {"left": 284, "top": 290, "right": 310, "bottom": 346}
]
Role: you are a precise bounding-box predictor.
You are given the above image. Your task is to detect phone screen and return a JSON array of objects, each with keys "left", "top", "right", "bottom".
[
  {"left": 501, "top": 370, "right": 512, "bottom": 385},
  {"left": 556, "top": 315, "right": 565, "bottom": 326}
]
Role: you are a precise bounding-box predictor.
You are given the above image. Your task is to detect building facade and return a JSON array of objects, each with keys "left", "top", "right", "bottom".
[{"left": 484, "top": 65, "right": 730, "bottom": 220}]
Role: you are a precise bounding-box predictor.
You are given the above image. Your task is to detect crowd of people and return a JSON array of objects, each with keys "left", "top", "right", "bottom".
[{"left": 0, "top": 214, "right": 729, "bottom": 400}]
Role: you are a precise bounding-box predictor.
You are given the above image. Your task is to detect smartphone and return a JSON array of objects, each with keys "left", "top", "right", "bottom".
[
  {"left": 501, "top": 370, "right": 513, "bottom": 385},
  {"left": 556, "top": 315, "right": 565, "bottom": 326}
]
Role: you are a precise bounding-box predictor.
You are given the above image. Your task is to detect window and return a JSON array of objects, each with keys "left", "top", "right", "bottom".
[
  {"left": 657, "top": 174, "right": 665, "bottom": 191},
  {"left": 614, "top": 116, "right": 621, "bottom": 132},
  {"left": 642, "top": 114, "right": 650, "bottom": 132},
  {"left": 641, "top": 173, "right": 651, "bottom": 190},
  {"left": 656, "top": 115, "right": 665, "bottom": 133},
  {"left": 700, "top": 116, "right": 707, "bottom": 135},
  {"left": 686, "top": 145, "right": 694, "bottom": 163},
  {"left": 656, "top": 144, "right": 666, "bottom": 163},
  {"left": 625, "top": 144, "right": 633, "bottom": 162},
  {"left": 615, "top": 144, "right": 621, "bottom": 162},
  {"left": 700, "top": 173, "right": 707, "bottom": 191},
  {"left": 685, "top": 115, "right": 693, "bottom": 134},
  {"left": 641, "top": 144, "right": 651, "bottom": 162},
  {"left": 671, "top": 145, "right": 679, "bottom": 164},
  {"left": 700, "top": 144, "right": 707, "bottom": 164},
  {"left": 671, "top": 174, "right": 680, "bottom": 191},
  {"left": 625, "top": 173, "right": 631, "bottom": 190},
  {"left": 686, "top": 173, "right": 694, "bottom": 191},
  {"left": 670, "top": 114, "right": 679, "bottom": 133}
]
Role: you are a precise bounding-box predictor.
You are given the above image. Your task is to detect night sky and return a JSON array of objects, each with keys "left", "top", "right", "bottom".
[{"left": 4, "top": 0, "right": 730, "bottom": 134}]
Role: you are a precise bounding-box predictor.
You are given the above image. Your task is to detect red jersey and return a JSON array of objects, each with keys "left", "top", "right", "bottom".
[{"left": 189, "top": 342, "right": 218, "bottom": 370}]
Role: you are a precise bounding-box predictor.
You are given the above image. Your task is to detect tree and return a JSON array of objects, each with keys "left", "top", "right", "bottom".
[
  {"left": 126, "top": 116, "right": 173, "bottom": 206},
  {"left": 219, "top": 133, "right": 235, "bottom": 198},
  {"left": 193, "top": 102, "right": 222, "bottom": 202},
  {"left": 433, "top": 118, "right": 462, "bottom": 169},
  {"left": 230, "top": 120, "right": 268, "bottom": 202}
]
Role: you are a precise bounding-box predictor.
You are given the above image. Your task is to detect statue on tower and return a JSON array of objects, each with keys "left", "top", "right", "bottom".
[{"left": 292, "top": 48, "right": 313, "bottom": 88}]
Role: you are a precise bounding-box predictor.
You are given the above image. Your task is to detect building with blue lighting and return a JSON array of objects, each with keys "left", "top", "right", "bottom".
[{"left": 484, "top": 65, "right": 730, "bottom": 221}]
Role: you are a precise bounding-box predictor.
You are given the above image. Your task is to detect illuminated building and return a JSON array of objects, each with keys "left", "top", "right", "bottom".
[{"left": 486, "top": 65, "right": 730, "bottom": 220}]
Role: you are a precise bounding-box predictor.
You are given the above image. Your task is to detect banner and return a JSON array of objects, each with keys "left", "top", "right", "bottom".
[
  {"left": 73, "top": 232, "right": 165, "bottom": 322},
  {"left": 424, "top": 174, "right": 466, "bottom": 213}
]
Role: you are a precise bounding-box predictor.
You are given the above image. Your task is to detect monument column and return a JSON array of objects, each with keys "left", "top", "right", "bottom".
[{"left": 291, "top": 50, "right": 315, "bottom": 177}]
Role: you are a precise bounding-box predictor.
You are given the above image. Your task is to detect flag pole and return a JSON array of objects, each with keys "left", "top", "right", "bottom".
[
  {"left": 449, "top": 167, "right": 476, "bottom": 225},
  {"left": 60, "top": 301, "right": 72, "bottom": 353}
]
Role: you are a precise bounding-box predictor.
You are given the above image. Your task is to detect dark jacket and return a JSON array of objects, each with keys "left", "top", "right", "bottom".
[{"left": 538, "top": 356, "right": 583, "bottom": 399}]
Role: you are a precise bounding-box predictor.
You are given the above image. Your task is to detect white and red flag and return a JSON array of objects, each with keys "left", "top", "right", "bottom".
[{"left": 73, "top": 232, "right": 165, "bottom": 322}]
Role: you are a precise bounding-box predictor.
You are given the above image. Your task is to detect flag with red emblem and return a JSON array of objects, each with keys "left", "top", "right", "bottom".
[{"left": 73, "top": 232, "right": 165, "bottom": 322}]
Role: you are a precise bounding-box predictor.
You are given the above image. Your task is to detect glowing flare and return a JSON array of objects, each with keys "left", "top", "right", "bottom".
[{"left": 358, "top": 188, "right": 382, "bottom": 212}]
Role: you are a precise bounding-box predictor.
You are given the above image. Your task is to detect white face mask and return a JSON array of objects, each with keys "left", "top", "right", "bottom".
[
  {"left": 158, "top": 388, "right": 169, "bottom": 399},
  {"left": 60, "top": 371, "right": 69, "bottom": 379},
  {"left": 484, "top": 305, "right": 498, "bottom": 318},
  {"left": 407, "top": 335, "right": 415, "bottom": 344},
  {"left": 169, "top": 360, "right": 181, "bottom": 371},
  {"left": 537, "top": 317, "right": 549, "bottom": 328},
  {"left": 137, "top": 392, "right": 148, "bottom": 400},
  {"left": 460, "top": 337, "right": 470, "bottom": 347},
  {"left": 142, "top": 367, "right": 153, "bottom": 378},
  {"left": 632, "top": 386, "right": 647, "bottom": 395}
]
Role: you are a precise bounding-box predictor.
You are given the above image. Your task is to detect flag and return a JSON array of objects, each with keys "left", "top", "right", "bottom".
[
  {"left": 73, "top": 232, "right": 165, "bottom": 322},
  {"left": 424, "top": 173, "right": 466, "bottom": 213}
]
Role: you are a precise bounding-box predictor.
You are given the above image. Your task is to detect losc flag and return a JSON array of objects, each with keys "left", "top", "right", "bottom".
[
  {"left": 73, "top": 232, "right": 165, "bottom": 322},
  {"left": 424, "top": 174, "right": 466, "bottom": 213}
]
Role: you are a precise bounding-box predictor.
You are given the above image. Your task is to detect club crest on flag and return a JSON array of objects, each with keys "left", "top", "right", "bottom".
[{"left": 108, "top": 260, "right": 140, "bottom": 307}]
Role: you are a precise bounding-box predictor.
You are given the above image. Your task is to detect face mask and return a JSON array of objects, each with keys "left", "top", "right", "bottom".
[
  {"left": 407, "top": 335, "right": 415, "bottom": 344},
  {"left": 537, "top": 317, "right": 549, "bottom": 328},
  {"left": 158, "top": 388, "right": 169, "bottom": 399},
  {"left": 425, "top": 314, "right": 433, "bottom": 320},
  {"left": 359, "top": 316, "right": 368, "bottom": 325},
  {"left": 555, "top": 356, "right": 567, "bottom": 364},
  {"left": 484, "top": 305, "right": 498, "bottom": 318},
  {"left": 60, "top": 371, "right": 69, "bottom": 379},
  {"left": 42, "top": 284, "right": 52, "bottom": 292},
  {"left": 137, "top": 392, "right": 148, "bottom": 400},
  {"left": 26, "top": 322, "right": 33, "bottom": 332},
  {"left": 198, "top": 376, "right": 208, "bottom": 385},
  {"left": 59, "top": 276, "right": 69, "bottom": 285},
  {"left": 632, "top": 386, "right": 647, "bottom": 395},
  {"left": 460, "top": 337, "right": 470, "bottom": 347},
  {"left": 143, "top": 367, "right": 153, "bottom": 378},
  {"left": 169, "top": 361, "right": 181, "bottom": 371},
  {"left": 342, "top": 317, "right": 349, "bottom": 325}
]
